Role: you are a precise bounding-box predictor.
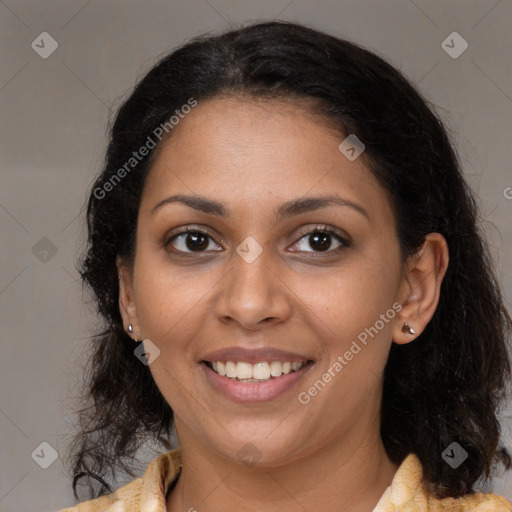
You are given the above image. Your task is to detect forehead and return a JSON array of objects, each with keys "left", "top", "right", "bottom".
[{"left": 140, "top": 96, "right": 392, "bottom": 225}]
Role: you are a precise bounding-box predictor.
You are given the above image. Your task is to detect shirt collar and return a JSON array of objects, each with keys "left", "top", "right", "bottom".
[
  {"left": 139, "top": 449, "right": 182, "bottom": 512},
  {"left": 372, "top": 453, "right": 426, "bottom": 511}
]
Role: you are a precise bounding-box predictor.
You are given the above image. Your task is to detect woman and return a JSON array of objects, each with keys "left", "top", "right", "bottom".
[{"left": 62, "top": 20, "right": 512, "bottom": 511}]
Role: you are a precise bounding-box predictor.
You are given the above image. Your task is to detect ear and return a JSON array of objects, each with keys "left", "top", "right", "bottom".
[
  {"left": 393, "top": 233, "right": 449, "bottom": 345},
  {"left": 116, "top": 255, "right": 141, "bottom": 341}
]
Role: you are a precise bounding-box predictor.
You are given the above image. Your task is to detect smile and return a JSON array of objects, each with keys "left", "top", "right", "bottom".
[{"left": 200, "top": 359, "right": 315, "bottom": 402}]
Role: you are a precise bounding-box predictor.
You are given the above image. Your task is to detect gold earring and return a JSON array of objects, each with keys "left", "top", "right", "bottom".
[{"left": 401, "top": 323, "right": 416, "bottom": 335}]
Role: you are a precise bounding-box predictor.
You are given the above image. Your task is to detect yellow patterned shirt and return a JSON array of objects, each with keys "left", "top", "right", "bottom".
[{"left": 60, "top": 449, "right": 512, "bottom": 511}]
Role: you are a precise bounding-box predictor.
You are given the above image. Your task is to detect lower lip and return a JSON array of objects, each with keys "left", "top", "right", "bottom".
[{"left": 200, "top": 361, "right": 314, "bottom": 403}]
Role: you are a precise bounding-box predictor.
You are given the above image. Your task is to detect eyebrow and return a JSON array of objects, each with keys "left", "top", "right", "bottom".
[{"left": 150, "top": 193, "right": 369, "bottom": 221}]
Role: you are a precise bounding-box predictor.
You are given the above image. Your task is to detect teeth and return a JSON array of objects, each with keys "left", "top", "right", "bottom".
[
  {"left": 208, "top": 360, "right": 307, "bottom": 380},
  {"left": 270, "top": 361, "right": 282, "bottom": 377},
  {"left": 236, "top": 362, "right": 253, "bottom": 379},
  {"left": 253, "top": 362, "right": 270, "bottom": 380},
  {"left": 225, "top": 361, "right": 237, "bottom": 378}
]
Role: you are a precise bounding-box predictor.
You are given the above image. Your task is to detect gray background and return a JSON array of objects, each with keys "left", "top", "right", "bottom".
[{"left": 1, "top": 1, "right": 511, "bottom": 511}]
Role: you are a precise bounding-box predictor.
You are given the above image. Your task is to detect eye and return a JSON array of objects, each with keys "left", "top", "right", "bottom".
[
  {"left": 290, "top": 225, "right": 351, "bottom": 255},
  {"left": 165, "top": 226, "right": 222, "bottom": 254}
]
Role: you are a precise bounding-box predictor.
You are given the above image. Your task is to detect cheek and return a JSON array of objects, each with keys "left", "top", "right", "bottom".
[
  {"left": 132, "top": 249, "right": 207, "bottom": 354},
  {"left": 132, "top": 255, "right": 205, "bottom": 409},
  {"left": 306, "top": 252, "right": 400, "bottom": 378},
  {"left": 309, "top": 258, "right": 398, "bottom": 333},
  {"left": 299, "top": 271, "right": 398, "bottom": 422}
]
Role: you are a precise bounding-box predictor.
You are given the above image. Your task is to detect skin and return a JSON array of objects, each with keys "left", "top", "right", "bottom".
[{"left": 117, "top": 96, "right": 449, "bottom": 512}]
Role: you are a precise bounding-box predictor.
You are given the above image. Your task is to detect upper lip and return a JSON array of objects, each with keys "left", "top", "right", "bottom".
[{"left": 200, "top": 347, "right": 313, "bottom": 364}]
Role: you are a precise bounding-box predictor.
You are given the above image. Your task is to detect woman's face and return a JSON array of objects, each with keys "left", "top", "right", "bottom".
[{"left": 120, "top": 96, "right": 408, "bottom": 466}]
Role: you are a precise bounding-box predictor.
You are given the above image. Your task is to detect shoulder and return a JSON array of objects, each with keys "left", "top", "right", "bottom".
[
  {"left": 59, "top": 449, "right": 182, "bottom": 512},
  {"left": 375, "top": 453, "right": 512, "bottom": 511},
  {"left": 59, "top": 477, "right": 144, "bottom": 512},
  {"left": 427, "top": 492, "right": 512, "bottom": 511}
]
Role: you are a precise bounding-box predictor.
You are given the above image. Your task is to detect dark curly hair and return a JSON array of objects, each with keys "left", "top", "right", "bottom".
[{"left": 68, "top": 20, "right": 512, "bottom": 501}]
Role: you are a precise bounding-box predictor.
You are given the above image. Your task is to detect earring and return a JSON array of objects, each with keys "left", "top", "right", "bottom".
[
  {"left": 401, "top": 323, "right": 416, "bottom": 335},
  {"left": 128, "top": 324, "right": 133, "bottom": 333}
]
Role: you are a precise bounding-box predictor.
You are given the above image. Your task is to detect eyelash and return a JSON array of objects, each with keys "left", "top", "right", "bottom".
[{"left": 164, "top": 224, "right": 351, "bottom": 257}]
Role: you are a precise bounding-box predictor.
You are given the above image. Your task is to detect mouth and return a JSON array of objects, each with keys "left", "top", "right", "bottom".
[{"left": 199, "top": 359, "right": 315, "bottom": 403}]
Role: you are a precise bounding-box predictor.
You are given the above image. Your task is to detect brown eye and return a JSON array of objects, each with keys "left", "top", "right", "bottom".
[
  {"left": 291, "top": 226, "right": 351, "bottom": 254},
  {"left": 166, "top": 228, "right": 222, "bottom": 254}
]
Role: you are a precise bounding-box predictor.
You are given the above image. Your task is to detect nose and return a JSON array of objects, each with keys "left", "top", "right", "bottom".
[{"left": 215, "top": 242, "right": 292, "bottom": 331}]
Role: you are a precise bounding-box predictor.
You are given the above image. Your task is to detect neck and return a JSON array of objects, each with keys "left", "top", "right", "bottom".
[{"left": 166, "top": 420, "right": 398, "bottom": 512}]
